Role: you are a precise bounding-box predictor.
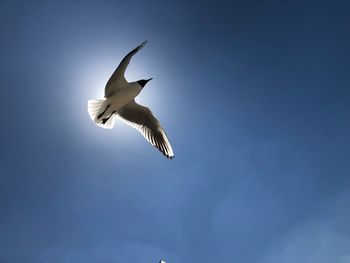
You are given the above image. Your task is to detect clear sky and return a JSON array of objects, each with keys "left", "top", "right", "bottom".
[{"left": 0, "top": 0, "right": 349, "bottom": 262}]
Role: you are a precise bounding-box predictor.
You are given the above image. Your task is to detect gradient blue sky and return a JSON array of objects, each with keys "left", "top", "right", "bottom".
[{"left": 1, "top": 0, "right": 349, "bottom": 262}]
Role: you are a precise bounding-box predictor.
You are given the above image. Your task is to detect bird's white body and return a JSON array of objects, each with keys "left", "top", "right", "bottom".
[
  {"left": 87, "top": 41, "right": 174, "bottom": 159},
  {"left": 98, "top": 82, "right": 142, "bottom": 120}
]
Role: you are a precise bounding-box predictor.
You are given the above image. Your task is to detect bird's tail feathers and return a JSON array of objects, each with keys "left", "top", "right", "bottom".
[{"left": 87, "top": 99, "right": 116, "bottom": 129}]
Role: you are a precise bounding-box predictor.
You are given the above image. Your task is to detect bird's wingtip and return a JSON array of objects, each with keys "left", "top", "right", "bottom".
[{"left": 140, "top": 40, "right": 147, "bottom": 48}]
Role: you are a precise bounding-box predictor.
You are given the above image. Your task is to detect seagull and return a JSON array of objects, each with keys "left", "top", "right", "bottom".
[
  {"left": 159, "top": 261, "right": 166, "bottom": 263},
  {"left": 87, "top": 41, "right": 174, "bottom": 159}
]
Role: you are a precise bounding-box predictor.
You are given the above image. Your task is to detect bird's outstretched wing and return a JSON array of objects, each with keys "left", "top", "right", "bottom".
[
  {"left": 105, "top": 41, "right": 147, "bottom": 97},
  {"left": 117, "top": 100, "right": 174, "bottom": 159}
]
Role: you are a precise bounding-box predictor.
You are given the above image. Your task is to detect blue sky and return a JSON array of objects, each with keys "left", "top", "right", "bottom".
[{"left": 0, "top": 0, "right": 349, "bottom": 262}]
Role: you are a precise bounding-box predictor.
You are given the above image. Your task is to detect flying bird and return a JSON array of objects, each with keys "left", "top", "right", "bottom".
[{"left": 87, "top": 41, "right": 174, "bottom": 159}]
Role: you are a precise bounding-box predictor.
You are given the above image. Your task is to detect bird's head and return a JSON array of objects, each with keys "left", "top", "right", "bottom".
[{"left": 137, "top": 78, "right": 153, "bottom": 88}]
